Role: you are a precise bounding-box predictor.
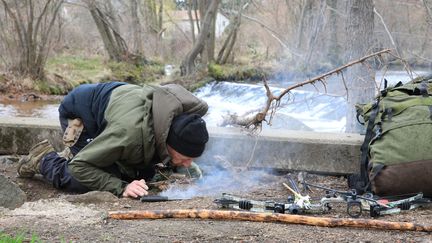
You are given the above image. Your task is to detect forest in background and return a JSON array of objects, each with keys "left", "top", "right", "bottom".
[
  {"left": 1, "top": 0, "right": 432, "bottom": 131},
  {"left": 1, "top": 0, "right": 431, "bottom": 83}
]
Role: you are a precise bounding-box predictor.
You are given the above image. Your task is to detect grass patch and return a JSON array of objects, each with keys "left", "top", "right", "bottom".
[
  {"left": 42, "top": 54, "right": 167, "bottom": 94},
  {"left": 46, "top": 55, "right": 110, "bottom": 84},
  {"left": 0, "top": 232, "right": 43, "bottom": 243}
]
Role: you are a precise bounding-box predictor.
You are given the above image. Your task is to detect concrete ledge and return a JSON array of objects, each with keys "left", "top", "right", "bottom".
[
  {"left": 0, "top": 118, "right": 63, "bottom": 154},
  {"left": 0, "top": 117, "right": 364, "bottom": 175},
  {"left": 197, "top": 128, "right": 364, "bottom": 174}
]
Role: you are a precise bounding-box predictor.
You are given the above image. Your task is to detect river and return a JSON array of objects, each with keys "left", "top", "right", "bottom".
[{"left": 0, "top": 70, "right": 428, "bottom": 133}]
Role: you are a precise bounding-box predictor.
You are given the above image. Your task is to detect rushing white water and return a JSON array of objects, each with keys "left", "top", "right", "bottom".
[
  {"left": 195, "top": 70, "right": 429, "bottom": 133},
  {"left": 195, "top": 81, "right": 347, "bottom": 132}
]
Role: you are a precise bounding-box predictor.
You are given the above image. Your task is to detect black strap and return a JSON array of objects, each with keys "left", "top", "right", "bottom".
[
  {"left": 420, "top": 82, "right": 429, "bottom": 97},
  {"left": 358, "top": 98, "right": 381, "bottom": 192},
  {"left": 381, "top": 108, "right": 393, "bottom": 122}
]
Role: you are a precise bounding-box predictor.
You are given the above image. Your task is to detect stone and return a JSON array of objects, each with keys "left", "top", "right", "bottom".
[{"left": 0, "top": 174, "right": 26, "bottom": 209}]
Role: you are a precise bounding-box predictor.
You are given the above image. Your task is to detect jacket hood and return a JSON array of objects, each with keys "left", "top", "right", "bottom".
[{"left": 152, "top": 84, "right": 208, "bottom": 164}]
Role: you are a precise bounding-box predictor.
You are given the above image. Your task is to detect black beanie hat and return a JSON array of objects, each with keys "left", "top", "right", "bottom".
[{"left": 167, "top": 113, "right": 209, "bottom": 157}]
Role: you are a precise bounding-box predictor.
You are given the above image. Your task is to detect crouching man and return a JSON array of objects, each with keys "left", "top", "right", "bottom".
[{"left": 17, "top": 82, "right": 209, "bottom": 198}]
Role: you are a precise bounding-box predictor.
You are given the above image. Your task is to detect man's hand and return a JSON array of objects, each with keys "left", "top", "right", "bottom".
[{"left": 122, "top": 179, "right": 149, "bottom": 198}]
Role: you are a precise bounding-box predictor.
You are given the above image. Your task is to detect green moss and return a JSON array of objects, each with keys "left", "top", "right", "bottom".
[
  {"left": 208, "top": 63, "right": 268, "bottom": 82},
  {"left": 108, "top": 61, "right": 164, "bottom": 84},
  {"left": 188, "top": 78, "right": 213, "bottom": 92},
  {"left": 33, "top": 80, "right": 63, "bottom": 95}
]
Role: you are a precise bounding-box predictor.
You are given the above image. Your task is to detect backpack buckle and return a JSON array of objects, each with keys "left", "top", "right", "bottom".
[{"left": 373, "top": 123, "right": 382, "bottom": 139}]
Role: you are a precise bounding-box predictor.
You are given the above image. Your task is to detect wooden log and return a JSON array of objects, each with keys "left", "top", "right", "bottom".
[{"left": 108, "top": 209, "right": 432, "bottom": 232}]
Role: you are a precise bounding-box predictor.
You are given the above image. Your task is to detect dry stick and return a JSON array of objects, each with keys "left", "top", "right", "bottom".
[
  {"left": 233, "top": 49, "right": 393, "bottom": 129},
  {"left": 271, "top": 49, "right": 392, "bottom": 103},
  {"left": 386, "top": 51, "right": 414, "bottom": 79},
  {"left": 373, "top": 7, "right": 414, "bottom": 80},
  {"left": 108, "top": 209, "right": 432, "bottom": 232}
]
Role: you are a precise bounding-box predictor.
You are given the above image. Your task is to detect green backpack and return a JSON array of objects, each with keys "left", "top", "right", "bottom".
[{"left": 349, "top": 75, "right": 432, "bottom": 197}]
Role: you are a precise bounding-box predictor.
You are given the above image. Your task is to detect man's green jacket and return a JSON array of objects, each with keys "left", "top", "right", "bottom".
[{"left": 68, "top": 84, "right": 208, "bottom": 196}]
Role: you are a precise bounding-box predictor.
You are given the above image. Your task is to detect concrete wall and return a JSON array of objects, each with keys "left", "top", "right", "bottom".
[
  {"left": 0, "top": 117, "right": 364, "bottom": 175},
  {"left": 0, "top": 118, "right": 63, "bottom": 154}
]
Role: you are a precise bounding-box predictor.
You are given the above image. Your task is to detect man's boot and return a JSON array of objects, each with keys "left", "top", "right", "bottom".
[{"left": 17, "top": 140, "right": 55, "bottom": 178}]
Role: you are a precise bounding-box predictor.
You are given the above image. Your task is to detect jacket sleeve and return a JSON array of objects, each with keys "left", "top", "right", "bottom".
[{"left": 68, "top": 125, "right": 139, "bottom": 196}]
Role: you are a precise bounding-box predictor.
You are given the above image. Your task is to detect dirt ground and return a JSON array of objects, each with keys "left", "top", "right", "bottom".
[{"left": 1, "top": 157, "right": 432, "bottom": 243}]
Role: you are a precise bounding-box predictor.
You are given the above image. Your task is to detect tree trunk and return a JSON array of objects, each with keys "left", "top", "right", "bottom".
[
  {"left": 140, "top": 0, "right": 163, "bottom": 57},
  {"left": 326, "top": 0, "right": 340, "bottom": 64},
  {"left": 344, "top": 0, "right": 375, "bottom": 133},
  {"left": 193, "top": 0, "right": 200, "bottom": 33},
  {"left": 198, "top": 0, "right": 209, "bottom": 63},
  {"left": 130, "top": 0, "right": 144, "bottom": 55},
  {"left": 187, "top": 0, "right": 196, "bottom": 43},
  {"left": 421, "top": 0, "right": 432, "bottom": 56},
  {"left": 180, "top": 0, "right": 220, "bottom": 76},
  {"left": 304, "top": 1, "right": 326, "bottom": 67},
  {"left": 296, "top": 0, "right": 313, "bottom": 50},
  {"left": 86, "top": 0, "right": 130, "bottom": 62},
  {"left": 217, "top": 14, "right": 241, "bottom": 64}
]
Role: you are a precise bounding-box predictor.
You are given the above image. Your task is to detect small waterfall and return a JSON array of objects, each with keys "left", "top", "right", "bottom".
[
  {"left": 195, "top": 81, "right": 347, "bottom": 132},
  {"left": 195, "top": 70, "right": 429, "bottom": 133}
]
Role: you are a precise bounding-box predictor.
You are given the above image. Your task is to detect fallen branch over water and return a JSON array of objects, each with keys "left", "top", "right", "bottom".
[
  {"left": 108, "top": 209, "right": 432, "bottom": 232},
  {"left": 223, "top": 48, "right": 393, "bottom": 130}
]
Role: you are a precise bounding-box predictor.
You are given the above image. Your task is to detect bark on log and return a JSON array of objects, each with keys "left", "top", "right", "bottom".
[{"left": 108, "top": 209, "right": 432, "bottom": 232}]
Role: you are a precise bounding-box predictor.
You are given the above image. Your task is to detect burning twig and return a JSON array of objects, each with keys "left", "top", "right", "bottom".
[
  {"left": 108, "top": 209, "right": 432, "bottom": 232},
  {"left": 223, "top": 49, "right": 394, "bottom": 130}
]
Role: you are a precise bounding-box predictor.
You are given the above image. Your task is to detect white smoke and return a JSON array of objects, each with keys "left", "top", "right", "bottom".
[{"left": 159, "top": 167, "right": 275, "bottom": 199}]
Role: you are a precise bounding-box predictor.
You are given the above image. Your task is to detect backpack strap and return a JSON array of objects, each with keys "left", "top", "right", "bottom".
[
  {"left": 353, "top": 97, "right": 381, "bottom": 193},
  {"left": 418, "top": 81, "right": 429, "bottom": 97}
]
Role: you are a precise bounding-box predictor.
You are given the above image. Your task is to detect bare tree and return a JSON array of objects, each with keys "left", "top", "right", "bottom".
[
  {"left": 421, "top": 0, "right": 432, "bottom": 56},
  {"left": 130, "top": 0, "right": 143, "bottom": 55},
  {"left": 303, "top": 0, "right": 326, "bottom": 67},
  {"left": 216, "top": 1, "right": 250, "bottom": 64},
  {"left": 216, "top": 14, "right": 240, "bottom": 64},
  {"left": 325, "top": 0, "right": 340, "bottom": 64},
  {"left": 344, "top": 0, "right": 375, "bottom": 133},
  {"left": 85, "top": 0, "right": 132, "bottom": 62},
  {"left": 140, "top": 0, "right": 163, "bottom": 57},
  {"left": 186, "top": 0, "right": 196, "bottom": 44},
  {"left": 295, "top": 0, "right": 313, "bottom": 50},
  {"left": 198, "top": 0, "right": 217, "bottom": 64},
  {"left": 180, "top": 0, "right": 220, "bottom": 76},
  {"left": 0, "top": 0, "right": 64, "bottom": 80}
]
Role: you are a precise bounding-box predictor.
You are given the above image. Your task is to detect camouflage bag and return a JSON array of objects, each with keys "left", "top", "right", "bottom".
[{"left": 349, "top": 75, "right": 432, "bottom": 197}]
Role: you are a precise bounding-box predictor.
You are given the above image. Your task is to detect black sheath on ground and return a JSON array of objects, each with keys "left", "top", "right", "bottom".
[{"left": 140, "top": 195, "right": 185, "bottom": 202}]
